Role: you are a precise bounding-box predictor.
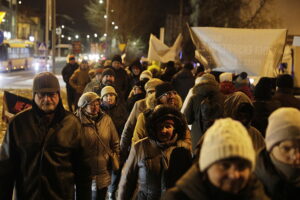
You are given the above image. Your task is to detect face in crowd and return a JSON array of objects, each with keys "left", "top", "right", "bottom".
[
  {"left": 112, "top": 60, "right": 122, "bottom": 70},
  {"left": 155, "top": 119, "right": 175, "bottom": 142},
  {"left": 34, "top": 92, "right": 59, "bottom": 113},
  {"left": 271, "top": 139, "right": 300, "bottom": 167},
  {"left": 80, "top": 61, "right": 89, "bottom": 70},
  {"left": 69, "top": 58, "right": 76, "bottom": 65},
  {"left": 132, "top": 66, "right": 141, "bottom": 76},
  {"left": 133, "top": 86, "right": 143, "bottom": 95},
  {"left": 102, "top": 93, "right": 117, "bottom": 105},
  {"left": 207, "top": 157, "right": 252, "bottom": 194},
  {"left": 85, "top": 99, "right": 101, "bottom": 115},
  {"left": 158, "top": 90, "right": 179, "bottom": 107},
  {"left": 102, "top": 75, "right": 115, "bottom": 85}
]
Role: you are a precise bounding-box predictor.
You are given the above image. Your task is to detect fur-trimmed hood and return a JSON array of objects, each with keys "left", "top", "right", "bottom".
[{"left": 146, "top": 92, "right": 183, "bottom": 110}]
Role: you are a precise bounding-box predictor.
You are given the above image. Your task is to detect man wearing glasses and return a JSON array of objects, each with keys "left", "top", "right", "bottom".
[
  {"left": 0, "top": 72, "right": 91, "bottom": 199},
  {"left": 255, "top": 107, "right": 300, "bottom": 200}
]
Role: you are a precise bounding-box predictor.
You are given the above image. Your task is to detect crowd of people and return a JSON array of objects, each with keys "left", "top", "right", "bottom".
[{"left": 1, "top": 54, "right": 300, "bottom": 200}]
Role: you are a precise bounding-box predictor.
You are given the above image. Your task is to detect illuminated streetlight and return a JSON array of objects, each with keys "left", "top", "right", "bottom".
[
  {"left": 75, "top": 35, "right": 79, "bottom": 39},
  {"left": 114, "top": 26, "right": 118, "bottom": 30},
  {"left": 104, "top": 15, "right": 107, "bottom": 19},
  {"left": 103, "top": 33, "right": 107, "bottom": 37},
  {"left": 99, "top": 0, "right": 103, "bottom": 3},
  {"left": 112, "top": 21, "right": 115, "bottom": 25},
  {"left": 94, "top": 33, "right": 98, "bottom": 38},
  {"left": 29, "top": 36, "right": 35, "bottom": 42},
  {"left": 68, "top": 37, "right": 72, "bottom": 41},
  {"left": 18, "top": 1, "right": 22, "bottom": 4},
  {"left": 87, "top": 35, "right": 90, "bottom": 39},
  {"left": 61, "top": 35, "right": 65, "bottom": 38},
  {"left": 61, "top": 25, "right": 65, "bottom": 29}
]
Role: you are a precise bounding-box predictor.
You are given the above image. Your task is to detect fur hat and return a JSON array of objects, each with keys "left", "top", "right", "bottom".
[
  {"left": 195, "top": 73, "right": 217, "bottom": 85},
  {"left": 140, "top": 70, "right": 153, "bottom": 81},
  {"left": 155, "top": 82, "right": 175, "bottom": 99},
  {"left": 32, "top": 72, "right": 60, "bottom": 94},
  {"left": 199, "top": 118, "right": 256, "bottom": 171},
  {"left": 78, "top": 92, "right": 100, "bottom": 108},
  {"left": 266, "top": 107, "right": 300, "bottom": 151},
  {"left": 111, "top": 55, "right": 122, "bottom": 63},
  {"left": 101, "top": 86, "right": 117, "bottom": 99},
  {"left": 219, "top": 72, "right": 233, "bottom": 82},
  {"left": 147, "top": 105, "right": 187, "bottom": 140},
  {"left": 144, "top": 78, "right": 163, "bottom": 92}
]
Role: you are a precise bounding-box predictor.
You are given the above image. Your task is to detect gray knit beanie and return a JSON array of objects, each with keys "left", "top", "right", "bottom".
[
  {"left": 32, "top": 72, "right": 60, "bottom": 95},
  {"left": 266, "top": 107, "right": 300, "bottom": 151},
  {"left": 78, "top": 92, "right": 100, "bottom": 108}
]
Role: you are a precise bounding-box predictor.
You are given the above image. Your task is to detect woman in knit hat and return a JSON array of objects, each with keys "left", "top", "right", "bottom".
[
  {"left": 75, "top": 92, "right": 119, "bottom": 200},
  {"left": 163, "top": 118, "right": 269, "bottom": 200},
  {"left": 126, "top": 80, "right": 146, "bottom": 112},
  {"left": 255, "top": 107, "right": 300, "bottom": 200},
  {"left": 118, "top": 105, "right": 192, "bottom": 200}
]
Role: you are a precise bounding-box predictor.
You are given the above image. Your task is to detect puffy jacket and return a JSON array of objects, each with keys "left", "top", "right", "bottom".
[
  {"left": 163, "top": 164, "right": 269, "bottom": 200},
  {"left": 69, "top": 68, "right": 91, "bottom": 94},
  {"left": 118, "top": 137, "right": 192, "bottom": 200},
  {"left": 171, "top": 68, "right": 195, "bottom": 101},
  {"left": 0, "top": 102, "right": 91, "bottom": 200},
  {"left": 62, "top": 62, "right": 79, "bottom": 87},
  {"left": 76, "top": 110, "right": 120, "bottom": 189}
]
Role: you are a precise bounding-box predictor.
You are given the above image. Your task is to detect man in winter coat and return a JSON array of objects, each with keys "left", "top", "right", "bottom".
[
  {"left": 61, "top": 55, "right": 79, "bottom": 112},
  {"left": 255, "top": 107, "right": 300, "bottom": 200},
  {"left": 84, "top": 68, "right": 116, "bottom": 96},
  {"left": 163, "top": 118, "right": 269, "bottom": 200},
  {"left": 0, "top": 72, "right": 91, "bottom": 200},
  {"left": 109, "top": 55, "right": 129, "bottom": 101},
  {"left": 118, "top": 105, "right": 192, "bottom": 200},
  {"left": 69, "top": 60, "right": 91, "bottom": 109}
]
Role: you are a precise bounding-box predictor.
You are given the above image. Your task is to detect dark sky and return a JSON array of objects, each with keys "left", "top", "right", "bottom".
[{"left": 22, "top": 0, "right": 92, "bottom": 32}]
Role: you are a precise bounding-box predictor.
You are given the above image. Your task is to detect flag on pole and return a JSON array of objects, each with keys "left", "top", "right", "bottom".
[{"left": 2, "top": 91, "right": 32, "bottom": 123}]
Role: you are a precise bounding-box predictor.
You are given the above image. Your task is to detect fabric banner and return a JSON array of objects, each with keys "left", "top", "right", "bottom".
[
  {"left": 189, "top": 27, "right": 287, "bottom": 77},
  {"left": 147, "top": 33, "right": 182, "bottom": 63},
  {"left": 2, "top": 91, "right": 32, "bottom": 123}
]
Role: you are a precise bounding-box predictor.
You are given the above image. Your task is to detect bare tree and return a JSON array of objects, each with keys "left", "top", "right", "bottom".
[{"left": 84, "top": 0, "right": 106, "bottom": 34}]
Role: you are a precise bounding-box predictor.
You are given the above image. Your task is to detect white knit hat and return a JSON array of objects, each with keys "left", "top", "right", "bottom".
[
  {"left": 266, "top": 107, "right": 300, "bottom": 151},
  {"left": 199, "top": 118, "right": 256, "bottom": 172},
  {"left": 219, "top": 72, "right": 233, "bottom": 82},
  {"left": 139, "top": 70, "right": 153, "bottom": 81},
  {"left": 101, "top": 86, "right": 117, "bottom": 99}
]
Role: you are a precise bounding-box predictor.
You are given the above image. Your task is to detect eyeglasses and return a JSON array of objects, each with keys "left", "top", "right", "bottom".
[
  {"left": 88, "top": 102, "right": 100, "bottom": 108},
  {"left": 36, "top": 92, "right": 58, "bottom": 98},
  {"left": 162, "top": 91, "right": 177, "bottom": 97},
  {"left": 276, "top": 142, "right": 300, "bottom": 158}
]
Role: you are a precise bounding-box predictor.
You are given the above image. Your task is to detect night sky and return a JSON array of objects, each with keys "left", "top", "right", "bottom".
[{"left": 22, "top": 0, "right": 92, "bottom": 32}]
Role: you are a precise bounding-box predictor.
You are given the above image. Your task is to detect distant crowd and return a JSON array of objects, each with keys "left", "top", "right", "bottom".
[{"left": 1, "top": 54, "right": 300, "bottom": 200}]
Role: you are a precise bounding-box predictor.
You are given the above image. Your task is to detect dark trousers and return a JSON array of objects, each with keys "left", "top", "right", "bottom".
[
  {"left": 108, "top": 169, "right": 121, "bottom": 197},
  {"left": 66, "top": 85, "right": 76, "bottom": 112},
  {"left": 92, "top": 187, "right": 108, "bottom": 200}
]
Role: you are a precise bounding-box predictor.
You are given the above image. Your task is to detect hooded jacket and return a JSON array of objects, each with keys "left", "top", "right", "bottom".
[
  {"left": 183, "top": 80, "right": 224, "bottom": 150},
  {"left": 75, "top": 109, "right": 119, "bottom": 189},
  {"left": 0, "top": 100, "right": 91, "bottom": 200},
  {"left": 163, "top": 164, "right": 269, "bottom": 200},
  {"left": 118, "top": 108, "right": 192, "bottom": 200},
  {"left": 255, "top": 148, "right": 300, "bottom": 200}
]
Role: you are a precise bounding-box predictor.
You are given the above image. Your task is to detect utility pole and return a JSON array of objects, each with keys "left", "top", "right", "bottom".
[
  {"left": 105, "top": 0, "right": 110, "bottom": 57},
  {"left": 45, "top": 0, "right": 50, "bottom": 68},
  {"left": 51, "top": 0, "right": 56, "bottom": 73}
]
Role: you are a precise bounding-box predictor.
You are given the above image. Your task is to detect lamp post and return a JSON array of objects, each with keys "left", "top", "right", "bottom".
[
  {"left": 45, "top": 0, "right": 56, "bottom": 73},
  {"left": 105, "top": 0, "right": 110, "bottom": 56}
]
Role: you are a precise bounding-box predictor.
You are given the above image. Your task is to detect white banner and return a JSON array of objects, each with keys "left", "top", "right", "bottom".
[
  {"left": 147, "top": 33, "right": 182, "bottom": 63},
  {"left": 189, "top": 27, "right": 287, "bottom": 77}
]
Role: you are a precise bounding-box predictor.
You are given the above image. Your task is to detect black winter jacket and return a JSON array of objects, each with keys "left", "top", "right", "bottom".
[{"left": 0, "top": 102, "right": 91, "bottom": 200}]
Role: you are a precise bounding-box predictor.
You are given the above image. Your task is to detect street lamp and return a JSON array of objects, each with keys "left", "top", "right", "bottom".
[
  {"left": 68, "top": 36, "right": 72, "bottom": 41},
  {"left": 114, "top": 25, "right": 118, "bottom": 30},
  {"left": 99, "top": 0, "right": 103, "bottom": 4},
  {"left": 87, "top": 34, "right": 90, "bottom": 39},
  {"left": 18, "top": 1, "right": 22, "bottom": 5},
  {"left": 94, "top": 33, "right": 98, "bottom": 38},
  {"left": 75, "top": 34, "right": 79, "bottom": 39},
  {"left": 29, "top": 36, "right": 35, "bottom": 42},
  {"left": 61, "top": 34, "right": 65, "bottom": 38},
  {"left": 61, "top": 25, "right": 65, "bottom": 29}
]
